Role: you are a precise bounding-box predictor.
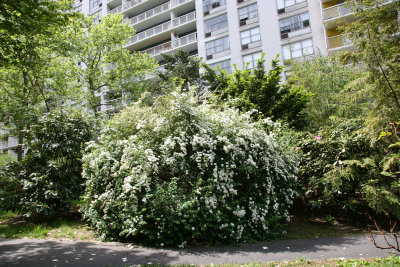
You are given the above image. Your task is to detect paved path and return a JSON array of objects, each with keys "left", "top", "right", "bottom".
[{"left": 0, "top": 235, "right": 396, "bottom": 266}]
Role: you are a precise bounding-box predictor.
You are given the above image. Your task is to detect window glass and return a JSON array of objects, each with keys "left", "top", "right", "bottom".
[
  {"left": 203, "top": 0, "right": 226, "bottom": 12},
  {"left": 90, "top": 0, "right": 101, "bottom": 11},
  {"left": 210, "top": 59, "right": 232, "bottom": 73},
  {"left": 206, "top": 36, "right": 230, "bottom": 56},
  {"left": 238, "top": 3, "right": 258, "bottom": 21},
  {"left": 205, "top": 14, "right": 228, "bottom": 33},
  {"left": 240, "top": 27, "right": 261, "bottom": 46},
  {"left": 282, "top": 38, "right": 314, "bottom": 60},
  {"left": 279, "top": 12, "right": 310, "bottom": 38},
  {"left": 243, "top": 51, "right": 262, "bottom": 69},
  {"left": 277, "top": 0, "right": 306, "bottom": 9}
]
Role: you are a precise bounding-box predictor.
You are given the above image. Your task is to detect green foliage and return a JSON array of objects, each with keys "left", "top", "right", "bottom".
[
  {"left": 81, "top": 90, "right": 298, "bottom": 246},
  {"left": 204, "top": 55, "right": 311, "bottom": 128},
  {"left": 288, "top": 56, "right": 364, "bottom": 130},
  {"left": 0, "top": 110, "right": 94, "bottom": 215},
  {"left": 158, "top": 51, "right": 203, "bottom": 91},
  {"left": 342, "top": 0, "right": 400, "bottom": 129},
  {"left": 298, "top": 119, "right": 379, "bottom": 211},
  {"left": 0, "top": 0, "right": 74, "bottom": 67},
  {"left": 0, "top": 1, "right": 77, "bottom": 160},
  {"left": 0, "top": 154, "right": 16, "bottom": 167},
  {"left": 61, "top": 13, "right": 156, "bottom": 115},
  {"left": 298, "top": 119, "right": 400, "bottom": 219},
  {"left": 338, "top": 255, "right": 400, "bottom": 267}
]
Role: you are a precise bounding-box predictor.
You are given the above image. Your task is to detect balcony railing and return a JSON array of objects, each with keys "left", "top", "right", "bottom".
[
  {"left": 327, "top": 35, "right": 352, "bottom": 49},
  {"left": 124, "top": 0, "right": 192, "bottom": 13},
  {"left": 322, "top": 3, "right": 352, "bottom": 21},
  {"left": 142, "top": 32, "right": 197, "bottom": 57},
  {"left": 109, "top": 5, "right": 122, "bottom": 15},
  {"left": 170, "top": 0, "right": 192, "bottom": 8},
  {"left": 123, "top": 0, "right": 145, "bottom": 11},
  {"left": 172, "top": 32, "right": 197, "bottom": 49},
  {"left": 172, "top": 11, "right": 196, "bottom": 27},
  {"left": 126, "top": 11, "right": 196, "bottom": 46},
  {"left": 128, "top": 2, "right": 170, "bottom": 26},
  {"left": 127, "top": 21, "right": 171, "bottom": 46}
]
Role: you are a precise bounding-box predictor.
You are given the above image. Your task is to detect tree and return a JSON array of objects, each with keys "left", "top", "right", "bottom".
[
  {"left": 61, "top": 14, "right": 156, "bottom": 115},
  {"left": 0, "top": 0, "right": 76, "bottom": 160},
  {"left": 158, "top": 51, "right": 203, "bottom": 91},
  {"left": 0, "top": 0, "right": 73, "bottom": 67},
  {"left": 342, "top": 0, "right": 400, "bottom": 130},
  {"left": 203, "top": 55, "right": 311, "bottom": 128},
  {"left": 288, "top": 56, "right": 364, "bottom": 130}
]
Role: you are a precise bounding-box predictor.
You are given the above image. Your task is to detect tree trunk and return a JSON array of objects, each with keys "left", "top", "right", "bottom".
[{"left": 17, "top": 130, "right": 23, "bottom": 161}]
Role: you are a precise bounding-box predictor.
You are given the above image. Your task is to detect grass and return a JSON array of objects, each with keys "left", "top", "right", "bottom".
[
  {"left": 0, "top": 210, "right": 96, "bottom": 241},
  {"left": 0, "top": 211, "right": 368, "bottom": 242},
  {"left": 121, "top": 256, "right": 400, "bottom": 267}
]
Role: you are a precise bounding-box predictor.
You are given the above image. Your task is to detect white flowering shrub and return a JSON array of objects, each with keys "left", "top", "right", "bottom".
[{"left": 81, "top": 91, "right": 297, "bottom": 246}]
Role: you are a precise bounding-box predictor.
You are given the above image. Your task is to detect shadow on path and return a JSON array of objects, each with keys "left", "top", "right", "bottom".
[{"left": 0, "top": 235, "right": 395, "bottom": 266}]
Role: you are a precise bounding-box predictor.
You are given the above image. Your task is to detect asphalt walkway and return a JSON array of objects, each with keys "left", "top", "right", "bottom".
[{"left": 0, "top": 235, "right": 396, "bottom": 266}]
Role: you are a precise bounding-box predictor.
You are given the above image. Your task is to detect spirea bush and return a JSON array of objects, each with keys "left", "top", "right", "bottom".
[{"left": 81, "top": 91, "right": 297, "bottom": 247}]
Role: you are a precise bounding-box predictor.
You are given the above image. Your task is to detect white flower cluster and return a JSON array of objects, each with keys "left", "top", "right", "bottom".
[{"left": 81, "top": 90, "right": 298, "bottom": 246}]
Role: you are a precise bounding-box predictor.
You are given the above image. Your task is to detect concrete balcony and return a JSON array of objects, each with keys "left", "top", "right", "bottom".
[
  {"left": 327, "top": 34, "right": 353, "bottom": 52},
  {"left": 125, "top": 11, "right": 196, "bottom": 49},
  {"left": 322, "top": 3, "right": 352, "bottom": 21},
  {"left": 107, "top": 0, "right": 122, "bottom": 9},
  {"left": 123, "top": 0, "right": 194, "bottom": 17},
  {"left": 108, "top": 5, "right": 123, "bottom": 15},
  {"left": 126, "top": 21, "right": 172, "bottom": 48},
  {"left": 141, "top": 32, "right": 197, "bottom": 59},
  {"left": 321, "top": 0, "right": 393, "bottom": 28},
  {"left": 127, "top": 2, "right": 170, "bottom": 27}
]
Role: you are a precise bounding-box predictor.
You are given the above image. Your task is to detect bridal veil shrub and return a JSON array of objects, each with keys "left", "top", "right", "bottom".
[{"left": 81, "top": 90, "right": 297, "bottom": 246}]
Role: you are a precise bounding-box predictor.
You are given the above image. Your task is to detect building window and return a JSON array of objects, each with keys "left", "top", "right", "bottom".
[
  {"left": 240, "top": 27, "right": 261, "bottom": 46},
  {"left": 238, "top": 3, "right": 258, "bottom": 21},
  {"left": 243, "top": 51, "right": 262, "bottom": 69},
  {"left": 210, "top": 59, "right": 232, "bottom": 73},
  {"left": 282, "top": 38, "right": 314, "bottom": 61},
  {"left": 206, "top": 36, "right": 230, "bottom": 57},
  {"left": 90, "top": 0, "right": 101, "bottom": 11},
  {"left": 276, "top": 0, "right": 306, "bottom": 9},
  {"left": 204, "top": 14, "right": 228, "bottom": 34},
  {"left": 203, "top": 0, "right": 226, "bottom": 13},
  {"left": 280, "top": 12, "right": 310, "bottom": 39}
]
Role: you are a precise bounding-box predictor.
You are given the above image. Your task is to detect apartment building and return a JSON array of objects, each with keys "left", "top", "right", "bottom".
[
  {"left": 72, "top": 0, "right": 358, "bottom": 70},
  {"left": 0, "top": 0, "right": 359, "bottom": 155}
]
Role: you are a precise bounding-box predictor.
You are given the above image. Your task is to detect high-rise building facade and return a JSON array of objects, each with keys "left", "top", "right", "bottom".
[
  {"left": 0, "top": 0, "right": 359, "bottom": 155},
  {"left": 73, "top": 0, "right": 357, "bottom": 73}
]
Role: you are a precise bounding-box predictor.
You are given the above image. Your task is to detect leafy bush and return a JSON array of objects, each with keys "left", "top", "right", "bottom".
[
  {"left": 203, "top": 55, "right": 311, "bottom": 129},
  {"left": 298, "top": 119, "right": 400, "bottom": 218},
  {"left": 0, "top": 154, "right": 16, "bottom": 167},
  {"left": 0, "top": 110, "right": 94, "bottom": 215},
  {"left": 81, "top": 91, "right": 298, "bottom": 246}
]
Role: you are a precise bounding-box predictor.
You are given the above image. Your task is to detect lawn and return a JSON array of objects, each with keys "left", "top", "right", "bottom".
[{"left": 0, "top": 210, "right": 95, "bottom": 241}]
